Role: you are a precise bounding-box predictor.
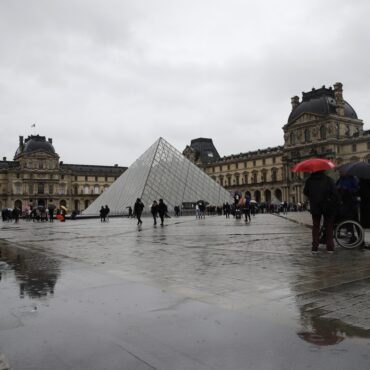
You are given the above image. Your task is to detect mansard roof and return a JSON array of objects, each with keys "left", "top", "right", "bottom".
[
  {"left": 217, "top": 145, "right": 284, "bottom": 162},
  {"left": 288, "top": 86, "right": 358, "bottom": 124}
]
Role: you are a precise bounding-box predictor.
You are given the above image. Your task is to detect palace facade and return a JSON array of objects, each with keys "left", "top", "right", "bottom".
[
  {"left": 0, "top": 135, "right": 126, "bottom": 212},
  {"left": 184, "top": 82, "right": 370, "bottom": 204}
]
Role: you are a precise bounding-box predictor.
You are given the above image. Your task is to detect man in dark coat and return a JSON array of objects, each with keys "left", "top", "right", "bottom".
[
  {"left": 303, "top": 171, "right": 339, "bottom": 253},
  {"left": 134, "top": 198, "right": 144, "bottom": 225},
  {"left": 151, "top": 200, "right": 158, "bottom": 225},
  {"left": 157, "top": 199, "right": 168, "bottom": 226}
]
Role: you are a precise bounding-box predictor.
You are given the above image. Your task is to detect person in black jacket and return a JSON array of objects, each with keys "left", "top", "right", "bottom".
[
  {"left": 157, "top": 199, "right": 168, "bottom": 226},
  {"left": 151, "top": 200, "right": 158, "bottom": 225},
  {"left": 134, "top": 198, "right": 144, "bottom": 225},
  {"left": 303, "top": 171, "right": 339, "bottom": 253}
]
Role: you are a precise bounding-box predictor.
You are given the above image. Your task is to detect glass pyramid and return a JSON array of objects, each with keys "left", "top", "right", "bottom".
[{"left": 84, "top": 137, "right": 233, "bottom": 215}]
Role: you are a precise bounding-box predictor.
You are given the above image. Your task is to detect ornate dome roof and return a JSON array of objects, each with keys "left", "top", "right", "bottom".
[
  {"left": 288, "top": 86, "right": 358, "bottom": 124},
  {"left": 15, "top": 135, "right": 56, "bottom": 158}
]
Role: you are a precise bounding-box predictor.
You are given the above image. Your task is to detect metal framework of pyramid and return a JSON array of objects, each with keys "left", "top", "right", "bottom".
[{"left": 84, "top": 137, "right": 232, "bottom": 216}]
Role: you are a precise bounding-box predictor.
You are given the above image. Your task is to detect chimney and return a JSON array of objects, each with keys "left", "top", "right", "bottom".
[
  {"left": 334, "top": 82, "right": 344, "bottom": 116},
  {"left": 19, "top": 136, "right": 24, "bottom": 146},
  {"left": 114, "top": 164, "right": 118, "bottom": 167},
  {"left": 291, "top": 96, "right": 300, "bottom": 110},
  {"left": 48, "top": 138, "right": 53, "bottom": 144},
  {"left": 60, "top": 161, "right": 63, "bottom": 165},
  {"left": 3, "top": 157, "right": 6, "bottom": 161}
]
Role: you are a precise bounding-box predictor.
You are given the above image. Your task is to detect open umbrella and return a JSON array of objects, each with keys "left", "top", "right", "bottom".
[
  {"left": 338, "top": 161, "right": 370, "bottom": 179},
  {"left": 292, "top": 158, "right": 336, "bottom": 173},
  {"left": 60, "top": 205, "right": 68, "bottom": 212}
]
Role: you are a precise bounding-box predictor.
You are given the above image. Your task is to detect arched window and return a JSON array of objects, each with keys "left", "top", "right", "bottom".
[{"left": 84, "top": 185, "right": 89, "bottom": 195}]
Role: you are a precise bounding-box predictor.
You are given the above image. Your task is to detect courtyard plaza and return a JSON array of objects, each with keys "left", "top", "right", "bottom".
[{"left": 0, "top": 213, "right": 370, "bottom": 370}]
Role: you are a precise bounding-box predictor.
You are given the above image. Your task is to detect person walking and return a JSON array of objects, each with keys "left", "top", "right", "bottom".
[
  {"left": 244, "top": 196, "right": 251, "bottom": 223},
  {"left": 134, "top": 198, "right": 144, "bottom": 226},
  {"left": 151, "top": 200, "right": 159, "bottom": 225},
  {"left": 224, "top": 202, "right": 231, "bottom": 218},
  {"left": 304, "top": 171, "right": 339, "bottom": 254},
  {"left": 104, "top": 205, "right": 110, "bottom": 221},
  {"left": 48, "top": 205, "right": 55, "bottom": 222},
  {"left": 158, "top": 199, "right": 168, "bottom": 226},
  {"left": 100, "top": 206, "right": 106, "bottom": 222}
]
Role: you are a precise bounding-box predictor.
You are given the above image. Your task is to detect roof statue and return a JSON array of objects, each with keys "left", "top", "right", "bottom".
[{"left": 83, "top": 137, "right": 232, "bottom": 215}]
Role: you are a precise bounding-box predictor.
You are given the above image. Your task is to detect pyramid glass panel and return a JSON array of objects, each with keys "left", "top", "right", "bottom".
[{"left": 84, "top": 137, "right": 232, "bottom": 215}]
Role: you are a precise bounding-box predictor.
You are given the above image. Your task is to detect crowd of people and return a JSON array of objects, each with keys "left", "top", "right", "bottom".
[{"left": 1, "top": 205, "right": 67, "bottom": 223}]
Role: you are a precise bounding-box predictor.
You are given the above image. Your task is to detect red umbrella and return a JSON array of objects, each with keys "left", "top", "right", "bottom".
[{"left": 292, "top": 158, "right": 336, "bottom": 173}]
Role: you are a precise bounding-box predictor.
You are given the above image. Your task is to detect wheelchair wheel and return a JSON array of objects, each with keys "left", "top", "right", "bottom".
[{"left": 334, "top": 220, "right": 364, "bottom": 249}]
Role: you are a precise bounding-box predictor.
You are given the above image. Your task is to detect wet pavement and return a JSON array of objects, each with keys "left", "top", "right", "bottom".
[{"left": 1, "top": 214, "right": 370, "bottom": 370}]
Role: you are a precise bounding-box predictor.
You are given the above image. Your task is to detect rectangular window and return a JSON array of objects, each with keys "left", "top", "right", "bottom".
[
  {"left": 352, "top": 143, "right": 357, "bottom": 152},
  {"left": 49, "top": 184, "right": 53, "bottom": 194},
  {"left": 262, "top": 158, "right": 266, "bottom": 165},
  {"left": 15, "top": 183, "right": 21, "bottom": 194},
  {"left": 38, "top": 183, "right": 44, "bottom": 194},
  {"left": 59, "top": 184, "right": 66, "bottom": 195},
  {"left": 272, "top": 157, "right": 276, "bottom": 164}
]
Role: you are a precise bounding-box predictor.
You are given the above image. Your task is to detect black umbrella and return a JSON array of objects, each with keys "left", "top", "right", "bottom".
[{"left": 339, "top": 161, "right": 370, "bottom": 179}]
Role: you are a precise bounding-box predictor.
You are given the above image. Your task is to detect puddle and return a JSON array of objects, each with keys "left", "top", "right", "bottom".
[{"left": 0, "top": 241, "right": 60, "bottom": 300}]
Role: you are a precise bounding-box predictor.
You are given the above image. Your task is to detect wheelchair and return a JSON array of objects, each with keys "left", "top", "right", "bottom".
[
  {"left": 333, "top": 219, "right": 364, "bottom": 249},
  {"left": 320, "top": 218, "right": 364, "bottom": 249}
]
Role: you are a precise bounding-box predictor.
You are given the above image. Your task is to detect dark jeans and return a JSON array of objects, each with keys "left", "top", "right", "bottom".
[
  {"left": 152, "top": 212, "right": 157, "bottom": 225},
  {"left": 312, "top": 213, "right": 334, "bottom": 250},
  {"left": 136, "top": 212, "right": 142, "bottom": 224},
  {"left": 159, "top": 213, "right": 164, "bottom": 225}
]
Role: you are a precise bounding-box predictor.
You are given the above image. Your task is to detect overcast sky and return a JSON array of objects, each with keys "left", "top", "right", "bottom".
[{"left": 1, "top": 0, "right": 370, "bottom": 166}]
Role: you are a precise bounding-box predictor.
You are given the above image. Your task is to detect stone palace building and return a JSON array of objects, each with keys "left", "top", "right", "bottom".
[
  {"left": 0, "top": 135, "right": 126, "bottom": 212},
  {"left": 184, "top": 82, "right": 370, "bottom": 204}
]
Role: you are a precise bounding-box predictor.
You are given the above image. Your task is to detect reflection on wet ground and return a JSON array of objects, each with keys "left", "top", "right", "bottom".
[
  {"left": 0, "top": 214, "right": 370, "bottom": 369},
  {"left": 0, "top": 241, "right": 60, "bottom": 299}
]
